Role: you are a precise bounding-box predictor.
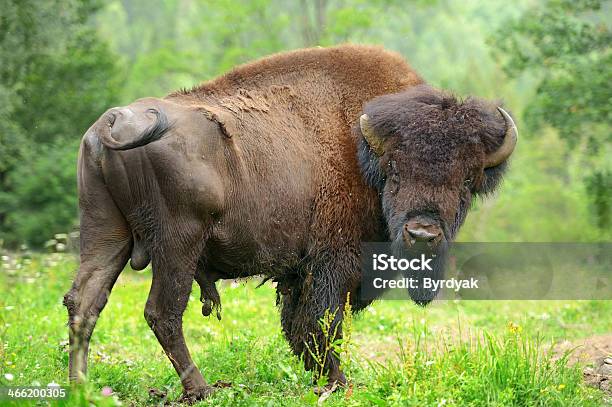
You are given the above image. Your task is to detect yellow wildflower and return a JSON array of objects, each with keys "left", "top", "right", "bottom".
[{"left": 507, "top": 321, "right": 522, "bottom": 334}]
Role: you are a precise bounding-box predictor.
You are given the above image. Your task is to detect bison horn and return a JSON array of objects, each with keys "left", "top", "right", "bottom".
[
  {"left": 485, "top": 107, "right": 518, "bottom": 168},
  {"left": 360, "top": 114, "right": 385, "bottom": 156}
]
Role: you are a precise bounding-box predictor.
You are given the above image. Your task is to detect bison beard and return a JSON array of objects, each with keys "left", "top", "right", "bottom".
[
  {"left": 390, "top": 236, "right": 449, "bottom": 306},
  {"left": 64, "top": 45, "right": 515, "bottom": 400}
]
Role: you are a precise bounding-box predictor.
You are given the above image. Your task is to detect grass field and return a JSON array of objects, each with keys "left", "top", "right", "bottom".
[{"left": 0, "top": 253, "right": 610, "bottom": 406}]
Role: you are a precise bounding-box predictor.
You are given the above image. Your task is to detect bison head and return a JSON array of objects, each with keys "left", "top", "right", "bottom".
[{"left": 357, "top": 85, "right": 517, "bottom": 303}]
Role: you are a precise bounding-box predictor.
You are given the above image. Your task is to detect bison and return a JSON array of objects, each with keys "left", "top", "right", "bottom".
[{"left": 63, "top": 44, "right": 517, "bottom": 400}]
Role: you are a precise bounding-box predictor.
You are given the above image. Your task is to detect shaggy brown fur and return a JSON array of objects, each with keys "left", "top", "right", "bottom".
[
  {"left": 64, "top": 45, "right": 514, "bottom": 400},
  {"left": 361, "top": 85, "right": 509, "bottom": 235}
]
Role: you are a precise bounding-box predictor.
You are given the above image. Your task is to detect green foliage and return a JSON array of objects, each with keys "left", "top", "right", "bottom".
[
  {"left": 0, "top": 0, "right": 120, "bottom": 247},
  {"left": 491, "top": 0, "right": 611, "bottom": 234},
  {"left": 493, "top": 0, "right": 610, "bottom": 145},
  {"left": 357, "top": 331, "right": 597, "bottom": 406},
  {"left": 15, "top": 29, "right": 120, "bottom": 145},
  {"left": 3, "top": 141, "right": 79, "bottom": 247},
  {"left": 95, "top": 0, "right": 445, "bottom": 100},
  {"left": 1, "top": 0, "right": 609, "bottom": 246},
  {"left": 585, "top": 169, "right": 611, "bottom": 229},
  {"left": 0, "top": 255, "right": 608, "bottom": 405}
]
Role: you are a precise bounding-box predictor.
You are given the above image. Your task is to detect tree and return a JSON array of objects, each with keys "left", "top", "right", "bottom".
[
  {"left": 0, "top": 0, "right": 121, "bottom": 247},
  {"left": 492, "top": 0, "right": 611, "bottom": 231}
]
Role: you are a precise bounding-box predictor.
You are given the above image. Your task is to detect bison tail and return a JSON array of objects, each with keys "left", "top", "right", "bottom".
[{"left": 97, "top": 107, "right": 172, "bottom": 151}]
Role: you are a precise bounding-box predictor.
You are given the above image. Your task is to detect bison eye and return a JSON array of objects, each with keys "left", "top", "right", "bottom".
[
  {"left": 463, "top": 178, "right": 473, "bottom": 187},
  {"left": 389, "top": 173, "right": 400, "bottom": 194}
]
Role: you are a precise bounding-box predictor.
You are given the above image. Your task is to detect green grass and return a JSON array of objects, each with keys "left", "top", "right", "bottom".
[{"left": 0, "top": 253, "right": 609, "bottom": 406}]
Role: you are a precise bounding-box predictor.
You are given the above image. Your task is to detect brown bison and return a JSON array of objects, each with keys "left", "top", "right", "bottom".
[{"left": 63, "top": 44, "right": 517, "bottom": 400}]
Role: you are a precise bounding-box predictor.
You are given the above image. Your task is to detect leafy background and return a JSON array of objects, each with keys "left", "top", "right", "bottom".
[{"left": 0, "top": 0, "right": 610, "bottom": 247}]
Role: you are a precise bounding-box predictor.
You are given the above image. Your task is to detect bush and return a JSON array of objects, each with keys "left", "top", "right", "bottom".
[{"left": 2, "top": 141, "right": 79, "bottom": 248}]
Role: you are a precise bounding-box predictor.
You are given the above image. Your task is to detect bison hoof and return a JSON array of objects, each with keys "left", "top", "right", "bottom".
[
  {"left": 179, "top": 386, "right": 215, "bottom": 404},
  {"left": 313, "top": 377, "right": 347, "bottom": 396}
]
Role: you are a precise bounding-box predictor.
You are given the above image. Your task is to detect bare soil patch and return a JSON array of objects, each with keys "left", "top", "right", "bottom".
[{"left": 552, "top": 334, "right": 612, "bottom": 396}]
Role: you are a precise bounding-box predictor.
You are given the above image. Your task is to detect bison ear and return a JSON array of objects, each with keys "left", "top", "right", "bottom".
[
  {"left": 360, "top": 114, "right": 385, "bottom": 156},
  {"left": 201, "top": 105, "right": 238, "bottom": 138}
]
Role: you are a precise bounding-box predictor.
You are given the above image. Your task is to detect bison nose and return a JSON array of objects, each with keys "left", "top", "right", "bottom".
[{"left": 403, "top": 222, "right": 443, "bottom": 246}]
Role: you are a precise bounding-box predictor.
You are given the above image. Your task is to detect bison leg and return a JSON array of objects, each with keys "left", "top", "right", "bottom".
[
  {"left": 144, "top": 225, "right": 213, "bottom": 401},
  {"left": 279, "top": 264, "right": 349, "bottom": 393},
  {"left": 64, "top": 157, "right": 132, "bottom": 382},
  {"left": 64, "top": 237, "right": 130, "bottom": 382}
]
